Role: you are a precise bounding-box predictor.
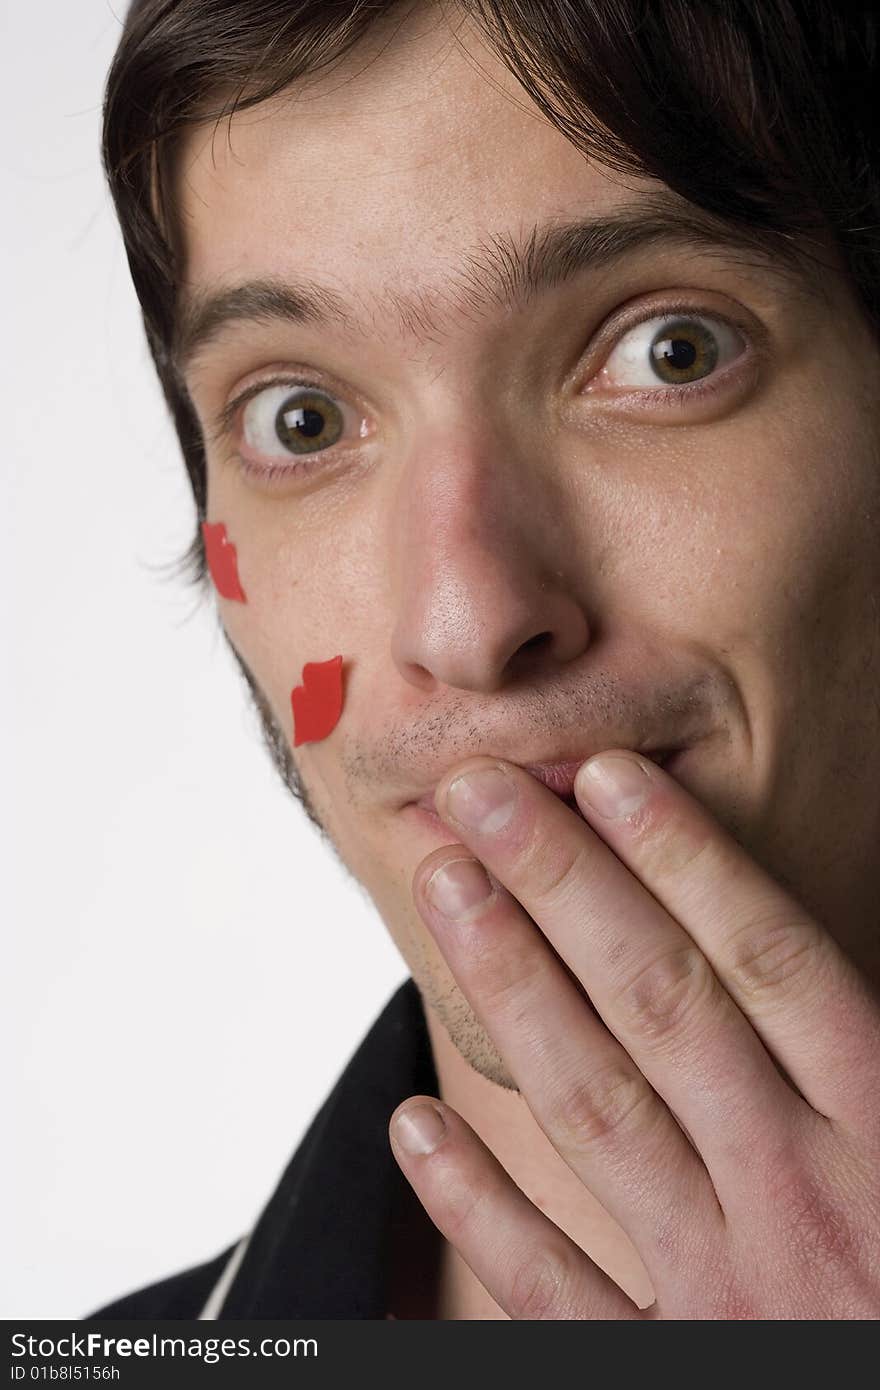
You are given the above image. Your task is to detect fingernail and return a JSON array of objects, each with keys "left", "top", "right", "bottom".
[
  {"left": 446, "top": 766, "right": 516, "bottom": 832},
  {"left": 426, "top": 858, "right": 494, "bottom": 919},
  {"left": 393, "top": 1103, "right": 447, "bottom": 1155},
  {"left": 578, "top": 754, "right": 652, "bottom": 818}
]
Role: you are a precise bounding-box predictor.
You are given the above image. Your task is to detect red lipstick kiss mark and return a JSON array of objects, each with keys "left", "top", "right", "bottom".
[
  {"left": 291, "top": 654, "right": 344, "bottom": 746},
  {"left": 201, "top": 521, "right": 247, "bottom": 602}
]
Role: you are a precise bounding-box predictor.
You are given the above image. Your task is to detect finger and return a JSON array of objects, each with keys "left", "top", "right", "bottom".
[
  {"left": 572, "top": 750, "right": 880, "bottom": 1134},
  {"left": 388, "top": 1096, "right": 648, "bottom": 1319},
  {"left": 429, "top": 759, "right": 802, "bottom": 1187},
  {"left": 413, "top": 847, "right": 724, "bottom": 1282}
]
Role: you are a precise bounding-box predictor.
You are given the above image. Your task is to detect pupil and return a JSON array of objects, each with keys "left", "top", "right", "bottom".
[
  {"left": 288, "top": 406, "right": 325, "bottom": 438},
  {"left": 655, "top": 336, "right": 697, "bottom": 370}
]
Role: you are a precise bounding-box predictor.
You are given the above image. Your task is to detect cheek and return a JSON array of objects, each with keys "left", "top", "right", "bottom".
[
  {"left": 664, "top": 384, "right": 879, "bottom": 656},
  {"left": 202, "top": 521, "right": 247, "bottom": 602},
  {"left": 746, "top": 400, "right": 880, "bottom": 648},
  {"left": 291, "top": 655, "right": 345, "bottom": 746},
  {"left": 215, "top": 531, "right": 346, "bottom": 745},
  {"left": 221, "top": 600, "right": 291, "bottom": 729}
]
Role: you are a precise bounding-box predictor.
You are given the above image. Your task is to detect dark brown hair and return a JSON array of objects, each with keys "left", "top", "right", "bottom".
[{"left": 100, "top": 0, "right": 879, "bottom": 813}]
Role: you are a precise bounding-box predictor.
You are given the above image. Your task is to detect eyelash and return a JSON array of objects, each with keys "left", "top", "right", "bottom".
[{"left": 212, "top": 302, "right": 755, "bottom": 486}]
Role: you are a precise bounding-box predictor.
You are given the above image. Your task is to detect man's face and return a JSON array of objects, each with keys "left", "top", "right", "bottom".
[{"left": 175, "top": 4, "right": 880, "bottom": 1087}]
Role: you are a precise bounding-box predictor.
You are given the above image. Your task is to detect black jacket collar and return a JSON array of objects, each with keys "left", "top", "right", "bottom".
[{"left": 218, "top": 974, "right": 441, "bottom": 1318}]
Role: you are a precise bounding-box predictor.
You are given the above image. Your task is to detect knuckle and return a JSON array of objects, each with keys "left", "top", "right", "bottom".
[
  {"left": 507, "top": 1248, "right": 574, "bottom": 1320},
  {"left": 615, "top": 944, "right": 717, "bottom": 1046},
  {"left": 469, "top": 933, "right": 541, "bottom": 1018},
  {"left": 436, "top": 1160, "right": 491, "bottom": 1242},
  {"left": 528, "top": 836, "right": 593, "bottom": 911},
  {"left": 552, "top": 1062, "right": 656, "bottom": 1150},
  {"left": 711, "top": 1269, "right": 765, "bottom": 1320},
  {"left": 630, "top": 806, "right": 717, "bottom": 882},
  {"left": 726, "top": 914, "right": 823, "bottom": 1006},
  {"left": 770, "top": 1166, "right": 862, "bottom": 1272},
  {"left": 768, "top": 1169, "right": 879, "bottom": 1314},
  {"left": 755, "top": 1123, "right": 872, "bottom": 1302}
]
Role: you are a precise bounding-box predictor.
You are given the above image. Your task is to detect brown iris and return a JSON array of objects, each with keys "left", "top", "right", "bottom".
[
  {"left": 275, "top": 389, "right": 344, "bottom": 455},
  {"left": 649, "top": 318, "right": 718, "bottom": 384}
]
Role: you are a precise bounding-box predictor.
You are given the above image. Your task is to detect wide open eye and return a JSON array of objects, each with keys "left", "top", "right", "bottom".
[
  {"left": 240, "top": 383, "right": 351, "bottom": 457},
  {"left": 598, "top": 312, "right": 745, "bottom": 392}
]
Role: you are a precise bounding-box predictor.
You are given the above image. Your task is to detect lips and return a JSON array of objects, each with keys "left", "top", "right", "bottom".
[{"left": 412, "top": 748, "right": 679, "bottom": 814}]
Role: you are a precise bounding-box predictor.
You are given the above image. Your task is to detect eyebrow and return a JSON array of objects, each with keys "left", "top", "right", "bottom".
[{"left": 173, "top": 189, "right": 822, "bottom": 380}]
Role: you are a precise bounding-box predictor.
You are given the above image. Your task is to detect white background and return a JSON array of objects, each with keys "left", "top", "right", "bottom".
[{"left": 3, "top": 0, "right": 405, "bottom": 1318}]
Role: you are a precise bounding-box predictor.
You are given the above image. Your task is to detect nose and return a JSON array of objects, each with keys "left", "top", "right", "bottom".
[{"left": 388, "top": 426, "right": 592, "bottom": 694}]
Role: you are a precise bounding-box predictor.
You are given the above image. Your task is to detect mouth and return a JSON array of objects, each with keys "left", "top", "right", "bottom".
[{"left": 407, "top": 747, "right": 684, "bottom": 826}]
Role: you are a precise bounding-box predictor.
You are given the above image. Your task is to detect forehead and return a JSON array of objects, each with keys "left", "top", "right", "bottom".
[{"left": 172, "top": 6, "right": 650, "bottom": 311}]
